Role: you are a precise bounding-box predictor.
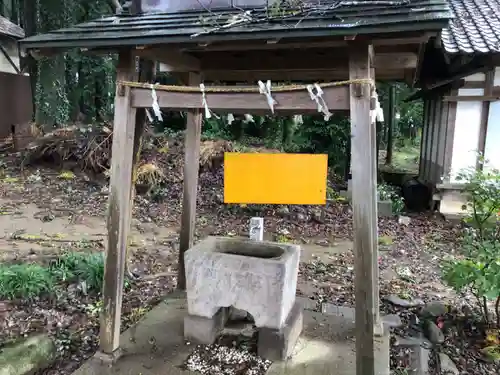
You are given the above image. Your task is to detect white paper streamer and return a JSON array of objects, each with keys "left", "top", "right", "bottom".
[
  {"left": 293, "top": 114, "right": 303, "bottom": 125},
  {"left": 307, "top": 84, "right": 332, "bottom": 121},
  {"left": 145, "top": 108, "right": 153, "bottom": 123},
  {"left": 200, "top": 83, "right": 211, "bottom": 119},
  {"left": 150, "top": 84, "right": 163, "bottom": 121},
  {"left": 258, "top": 80, "right": 277, "bottom": 113},
  {"left": 227, "top": 113, "right": 235, "bottom": 124},
  {"left": 371, "top": 88, "right": 384, "bottom": 123},
  {"left": 244, "top": 114, "right": 254, "bottom": 123}
]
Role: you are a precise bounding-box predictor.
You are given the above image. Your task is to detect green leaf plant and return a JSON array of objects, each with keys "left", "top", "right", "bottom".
[{"left": 441, "top": 159, "right": 500, "bottom": 327}]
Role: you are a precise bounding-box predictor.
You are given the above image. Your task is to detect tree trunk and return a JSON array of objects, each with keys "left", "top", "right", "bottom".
[
  {"left": 21, "top": 0, "right": 37, "bottom": 122},
  {"left": 385, "top": 84, "right": 395, "bottom": 165}
]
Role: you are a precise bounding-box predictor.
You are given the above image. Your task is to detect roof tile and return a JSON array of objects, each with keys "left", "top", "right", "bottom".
[{"left": 442, "top": 0, "right": 500, "bottom": 53}]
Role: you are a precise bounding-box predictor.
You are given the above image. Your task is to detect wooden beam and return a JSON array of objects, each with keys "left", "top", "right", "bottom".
[
  {"left": 443, "top": 95, "right": 500, "bottom": 102},
  {"left": 178, "top": 72, "right": 203, "bottom": 291},
  {"left": 137, "top": 47, "right": 200, "bottom": 71},
  {"left": 182, "top": 36, "right": 430, "bottom": 53},
  {"left": 477, "top": 69, "right": 494, "bottom": 170},
  {"left": 130, "top": 85, "right": 350, "bottom": 113},
  {"left": 198, "top": 69, "right": 407, "bottom": 82},
  {"left": 100, "top": 50, "right": 138, "bottom": 356},
  {"left": 349, "top": 43, "right": 378, "bottom": 375},
  {"left": 198, "top": 51, "right": 417, "bottom": 72}
]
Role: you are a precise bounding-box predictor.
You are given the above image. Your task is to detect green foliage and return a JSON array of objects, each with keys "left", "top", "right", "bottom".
[
  {"left": 455, "top": 161, "right": 500, "bottom": 237},
  {"left": 377, "top": 183, "right": 405, "bottom": 214},
  {"left": 0, "top": 264, "right": 53, "bottom": 300},
  {"left": 0, "top": 252, "right": 110, "bottom": 300},
  {"left": 50, "top": 252, "right": 105, "bottom": 292},
  {"left": 31, "top": 0, "right": 116, "bottom": 126},
  {"left": 441, "top": 162, "right": 500, "bottom": 325},
  {"left": 74, "top": 253, "right": 105, "bottom": 292}
]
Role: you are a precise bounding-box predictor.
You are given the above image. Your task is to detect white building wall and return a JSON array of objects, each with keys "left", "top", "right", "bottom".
[
  {"left": 446, "top": 68, "right": 500, "bottom": 182},
  {"left": 449, "top": 88, "right": 483, "bottom": 182}
]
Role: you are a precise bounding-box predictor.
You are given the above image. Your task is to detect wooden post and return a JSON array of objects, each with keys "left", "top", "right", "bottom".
[
  {"left": 178, "top": 72, "right": 203, "bottom": 290},
  {"left": 386, "top": 84, "right": 395, "bottom": 165},
  {"left": 100, "top": 50, "right": 138, "bottom": 356},
  {"left": 477, "top": 69, "right": 494, "bottom": 170},
  {"left": 349, "top": 44, "right": 378, "bottom": 375}
]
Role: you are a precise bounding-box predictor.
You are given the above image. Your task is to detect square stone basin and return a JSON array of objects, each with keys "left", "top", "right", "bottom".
[{"left": 185, "top": 236, "right": 301, "bottom": 330}]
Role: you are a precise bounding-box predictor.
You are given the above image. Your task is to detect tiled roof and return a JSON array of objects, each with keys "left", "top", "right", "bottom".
[
  {"left": 0, "top": 16, "right": 25, "bottom": 39},
  {"left": 20, "top": 0, "right": 452, "bottom": 50},
  {"left": 441, "top": 0, "right": 500, "bottom": 53}
]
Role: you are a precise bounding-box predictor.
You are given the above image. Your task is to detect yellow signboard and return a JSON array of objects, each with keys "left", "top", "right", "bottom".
[{"left": 224, "top": 153, "right": 328, "bottom": 205}]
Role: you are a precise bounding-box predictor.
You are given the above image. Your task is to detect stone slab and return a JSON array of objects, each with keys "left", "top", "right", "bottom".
[
  {"left": 70, "top": 294, "right": 390, "bottom": 375},
  {"left": 378, "top": 200, "right": 393, "bottom": 217},
  {"left": 183, "top": 307, "right": 228, "bottom": 345},
  {"left": 185, "top": 236, "right": 301, "bottom": 329},
  {"left": 258, "top": 301, "right": 303, "bottom": 361}
]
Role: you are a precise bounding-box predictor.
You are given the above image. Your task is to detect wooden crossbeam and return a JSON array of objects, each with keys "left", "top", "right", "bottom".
[{"left": 130, "top": 84, "right": 350, "bottom": 113}]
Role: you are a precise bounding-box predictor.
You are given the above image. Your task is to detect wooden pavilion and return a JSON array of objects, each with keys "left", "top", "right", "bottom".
[
  {"left": 409, "top": 0, "right": 500, "bottom": 216},
  {"left": 19, "top": 1, "right": 453, "bottom": 374}
]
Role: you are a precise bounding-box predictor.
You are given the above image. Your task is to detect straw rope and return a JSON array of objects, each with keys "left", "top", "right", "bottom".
[{"left": 117, "top": 78, "right": 374, "bottom": 93}]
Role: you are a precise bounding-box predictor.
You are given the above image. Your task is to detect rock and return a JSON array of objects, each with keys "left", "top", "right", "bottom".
[
  {"left": 409, "top": 346, "right": 430, "bottom": 375},
  {"left": 398, "top": 215, "right": 411, "bottom": 225},
  {"left": 0, "top": 334, "right": 56, "bottom": 375},
  {"left": 382, "top": 314, "right": 403, "bottom": 328},
  {"left": 421, "top": 301, "right": 448, "bottom": 317},
  {"left": 424, "top": 321, "right": 444, "bottom": 344},
  {"left": 385, "top": 295, "right": 424, "bottom": 308},
  {"left": 394, "top": 335, "right": 433, "bottom": 349},
  {"left": 315, "top": 239, "right": 329, "bottom": 247},
  {"left": 295, "top": 213, "right": 307, "bottom": 222},
  {"left": 276, "top": 206, "right": 290, "bottom": 217},
  {"left": 439, "top": 353, "right": 459, "bottom": 375},
  {"left": 0, "top": 301, "right": 10, "bottom": 312}
]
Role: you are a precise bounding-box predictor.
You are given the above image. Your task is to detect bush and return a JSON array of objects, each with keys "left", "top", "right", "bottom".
[
  {"left": 441, "top": 163, "right": 500, "bottom": 326},
  {"left": 0, "top": 252, "right": 108, "bottom": 301},
  {"left": 0, "top": 264, "right": 53, "bottom": 300},
  {"left": 74, "top": 253, "right": 105, "bottom": 292}
]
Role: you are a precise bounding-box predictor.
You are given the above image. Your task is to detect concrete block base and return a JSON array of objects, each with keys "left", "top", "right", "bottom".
[
  {"left": 258, "top": 301, "right": 303, "bottom": 361},
  {"left": 93, "top": 348, "right": 123, "bottom": 366},
  {"left": 183, "top": 307, "right": 228, "bottom": 345}
]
